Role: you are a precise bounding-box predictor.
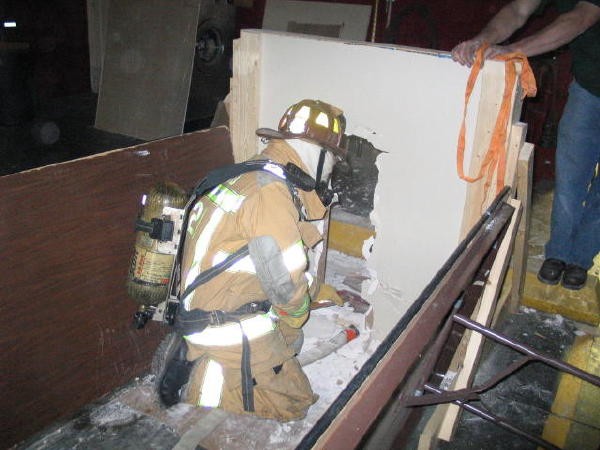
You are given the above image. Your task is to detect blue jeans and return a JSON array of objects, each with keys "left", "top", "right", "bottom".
[{"left": 545, "top": 81, "right": 600, "bottom": 269}]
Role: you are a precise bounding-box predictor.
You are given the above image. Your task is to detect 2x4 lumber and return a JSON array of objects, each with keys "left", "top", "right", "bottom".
[
  {"left": 230, "top": 31, "right": 262, "bottom": 162},
  {"left": 437, "top": 199, "right": 522, "bottom": 442},
  {"left": 419, "top": 199, "right": 522, "bottom": 448},
  {"left": 460, "top": 64, "right": 524, "bottom": 238},
  {"left": 507, "top": 142, "right": 534, "bottom": 314},
  {"left": 504, "top": 123, "right": 528, "bottom": 191}
]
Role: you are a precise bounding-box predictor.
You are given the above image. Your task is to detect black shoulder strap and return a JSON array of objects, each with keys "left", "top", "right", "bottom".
[
  {"left": 179, "top": 244, "right": 250, "bottom": 302},
  {"left": 172, "top": 160, "right": 316, "bottom": 303},
  {"left": 192, "top": 159, "right": 315, "bottom": 198}
]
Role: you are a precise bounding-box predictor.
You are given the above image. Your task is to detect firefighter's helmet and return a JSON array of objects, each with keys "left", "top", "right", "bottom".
[{"left": 256, "top": 99, "right": 347, "bottom": 158}]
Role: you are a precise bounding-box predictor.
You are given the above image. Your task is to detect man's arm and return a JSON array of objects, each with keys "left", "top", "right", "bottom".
[
  {"left": 504, "top": 1, "right": 600, "bottom": 57},
  {"left": 452, "top": 0, "right": 541, "bottom": 66},
  {"left": 453, "top": 1, "right": 600, "bottom": 66}
]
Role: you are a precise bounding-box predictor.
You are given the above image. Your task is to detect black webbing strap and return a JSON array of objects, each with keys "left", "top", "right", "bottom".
[
  {"left": 179, "top": 245, "right": 250, "bottom": 302},
  {"left": 177, "top": 299, "right": 271, "bottom": 413},
  {"left": 173, "top": 159, "right": 316, "bottom": 413},
  {"left": 240, "top": 330, "right": 254, "bottom": 411},
  {"left": 176, "top": 300, "right": 271, "bottom": 335},
  {"left": 172, "top": 160, "right": 315, "bottom": 301}
]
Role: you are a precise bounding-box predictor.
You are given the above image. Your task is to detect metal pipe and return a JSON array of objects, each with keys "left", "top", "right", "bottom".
[
  {"left": 454, "top": 314, "right": 600, "bottom": 388},
  {"left": 423, "top": 383, "right": 561, "bottom": 450}
]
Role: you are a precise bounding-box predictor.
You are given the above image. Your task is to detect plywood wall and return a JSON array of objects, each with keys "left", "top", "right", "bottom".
[
  {"left": 95, "top": 0, "right": 201, "bottom": 140},
  {"left": 230, "top": 30, "right": 520, "bottom": 338},
  {"left": 0, "top": 128, "right": 234, "bottom": 448}
]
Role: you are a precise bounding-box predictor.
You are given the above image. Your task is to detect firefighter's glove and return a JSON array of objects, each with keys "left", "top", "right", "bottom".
[{"left": 314, "top": 283, "right": 345, "bottom": 306}]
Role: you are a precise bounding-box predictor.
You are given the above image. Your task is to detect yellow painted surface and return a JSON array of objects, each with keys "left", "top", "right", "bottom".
[
  {"left": 542, "top": 335, "right": 600, "bottom": 450},
  {"left": 329, "top": 219, "right": 375, "bottom": 259},
  {"left": 521, "top": 271, "right": 600, "bottom": 326}
]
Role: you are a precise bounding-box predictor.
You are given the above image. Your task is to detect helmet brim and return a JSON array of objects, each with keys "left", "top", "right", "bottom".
[{"left": 256, "top": 128, "right": 347, "bottom": 159}]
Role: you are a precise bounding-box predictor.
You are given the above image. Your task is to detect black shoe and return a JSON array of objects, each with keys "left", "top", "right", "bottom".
[
  {"left": 561, "top": 265, "right": 588, "bottom": 290},
  {"left": 152, "top": 333, "right": 193, "bottom": 407},
  {"left": 538, "top": 258, "right": 566, "bottom": 285}
]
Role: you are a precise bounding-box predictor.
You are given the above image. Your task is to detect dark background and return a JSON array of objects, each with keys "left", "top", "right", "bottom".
[{"left": 0, "top": 0, "right": 571, "bottom": 179}]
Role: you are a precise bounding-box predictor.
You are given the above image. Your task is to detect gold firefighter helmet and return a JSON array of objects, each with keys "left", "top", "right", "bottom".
[{"left": 256, "top": 99, "right": 347, "bottom": 158}]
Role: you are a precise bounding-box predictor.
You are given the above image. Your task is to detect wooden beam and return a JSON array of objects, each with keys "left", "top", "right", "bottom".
[
  {"left": 506, "top": 142, "right": 534, "bottom": 314},
  {"left": 504, "top": 123, "right": 528, "bottom": 191},
  {"left": 438, "top": 199, "right": 522, "bottom": 441},
  {"left": 460, "top": 65, "right": 524, "bottom": 238},
  {"left": 420, "top": 199, "right": 522, "bottom": 446},
  {"left": 230, "top": 31, "right": 262, "bottom": 162},
  {"left": 0, "top": 128, "right": 234, "bottom": 448}
]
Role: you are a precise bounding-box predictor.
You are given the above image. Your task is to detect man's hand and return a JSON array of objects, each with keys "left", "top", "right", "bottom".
[
  {"left": 485, "top": 44, "right": 517, "bottom": 59},
  {"left": 451, "top": 38, "right": 485, "bottom": 67},
  {"left": 452, "top": 40, "right": 516, "bottom": 67}
]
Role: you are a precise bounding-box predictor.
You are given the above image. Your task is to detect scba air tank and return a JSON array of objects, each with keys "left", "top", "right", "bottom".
[{"left": 126, "top": 182, "right": 188, "bottom": 306}]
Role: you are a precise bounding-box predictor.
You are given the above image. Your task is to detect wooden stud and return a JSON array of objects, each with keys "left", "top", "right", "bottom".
[
  {"left": 507, "top": 142, "right": 534, "bottom": 314},
  {"left": 437, "top": 198, "right": 522, "bottom": 442},
  {"left": 460, "top": 64, "right": 524, "bottom": 238},
  {"left": 230, "top": 30, "right": 262, "bottom": 162},
  {"left": 420, "top": 199, "right": 522, "bottom": 446}
]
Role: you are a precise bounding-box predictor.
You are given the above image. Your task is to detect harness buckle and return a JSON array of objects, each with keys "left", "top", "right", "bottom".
[{"left": 209, "top": 310, "right": 226, "bottom": 326}]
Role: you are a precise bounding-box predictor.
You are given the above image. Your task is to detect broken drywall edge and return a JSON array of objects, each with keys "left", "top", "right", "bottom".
[
  {"left": 367, "top": 283, "right": 412, "bottom": 340},
  {"left": 236, "top": 29, "right": 506, "bottom": 342},
  {"left": 362, "top": 236, "right": 375, "bottom": 260}
]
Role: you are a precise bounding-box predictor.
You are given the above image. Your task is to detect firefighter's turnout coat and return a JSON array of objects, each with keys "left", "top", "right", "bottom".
[{"left": 180, "top": 139, "right": 326, "bottom": 421}]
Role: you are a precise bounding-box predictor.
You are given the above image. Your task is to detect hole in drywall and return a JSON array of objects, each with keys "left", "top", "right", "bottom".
[{"left": 331, "top": 135, "right": 383, "bottom": 218}]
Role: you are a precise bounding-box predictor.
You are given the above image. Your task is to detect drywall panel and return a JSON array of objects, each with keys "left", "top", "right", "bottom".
[
  {"left": 95, "top": 0, "right": 201, "bottom": 140},
  {"left": 0, "top": 127, "right": 234, "bottom": 448},
  {"left": 251, "top": 31, "right": 493, "bottom": 337},
  {"left": 262, "top": 0, "right": 372, "bottom": 40}
]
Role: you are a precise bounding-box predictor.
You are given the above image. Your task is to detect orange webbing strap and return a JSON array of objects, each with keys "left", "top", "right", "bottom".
[{"left": 456, "top": 43, "right": 537, "bottom": 195}]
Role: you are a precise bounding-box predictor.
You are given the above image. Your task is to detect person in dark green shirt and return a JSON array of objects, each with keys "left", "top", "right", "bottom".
[{"left": 452, "top": 0, "right": 600, "bottom": 290}]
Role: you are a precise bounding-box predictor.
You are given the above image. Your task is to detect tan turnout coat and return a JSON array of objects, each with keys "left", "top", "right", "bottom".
[{"left": 180, "top": 140, "right": 325, "bottom": 421}]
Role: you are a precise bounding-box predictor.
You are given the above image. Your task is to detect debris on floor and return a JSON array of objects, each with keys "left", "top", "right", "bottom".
[
  {"left": 436, "top": 307, "right": 579, "bottom": 450},
  {"left": 19, "top": 250, "right": 381, "bottom": 450}
]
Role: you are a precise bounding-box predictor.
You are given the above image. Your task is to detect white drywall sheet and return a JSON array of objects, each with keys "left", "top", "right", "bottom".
[
  {"left": 252, "top": 31, "right": 493, "bottom": 338},
  {"left": 262, "top": 0, "right": 372, "bottom": 41}
]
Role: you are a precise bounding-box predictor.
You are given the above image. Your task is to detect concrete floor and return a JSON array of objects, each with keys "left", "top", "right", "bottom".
[{"left": 4, "top": 95, "right": 599, "bottom": 449}]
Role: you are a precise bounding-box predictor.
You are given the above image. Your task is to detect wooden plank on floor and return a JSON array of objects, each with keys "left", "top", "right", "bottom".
[
  {"left": 0, "top": 127, "right": 234, "bottom": 448},
  {"left": 522, "top": 271, "right": 600, "bottom": 326}
]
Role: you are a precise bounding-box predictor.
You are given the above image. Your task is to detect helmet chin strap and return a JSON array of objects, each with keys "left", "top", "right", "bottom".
[
  {"left": 286, "top": 139, "right": 335, "bottom": 205},
  {"left": 315, "top": 147, "right": 327, "bottom": 188}
]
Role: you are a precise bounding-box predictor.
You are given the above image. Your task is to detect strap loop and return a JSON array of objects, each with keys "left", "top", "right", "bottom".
[{"left": 456, "top": 43, "right": 537, "bottom": 196}]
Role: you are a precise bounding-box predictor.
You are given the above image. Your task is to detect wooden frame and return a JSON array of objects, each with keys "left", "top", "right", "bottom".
[
  {"left": 229, "top": 30, "right": 532, "bottom": 447},
  {"left": 229, "top": 29, "right": 528, "bottom": 336}
]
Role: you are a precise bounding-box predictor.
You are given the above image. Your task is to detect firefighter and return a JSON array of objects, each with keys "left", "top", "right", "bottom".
[{"left": 155, "top": 99, "right": 346, "bottom": 421}]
